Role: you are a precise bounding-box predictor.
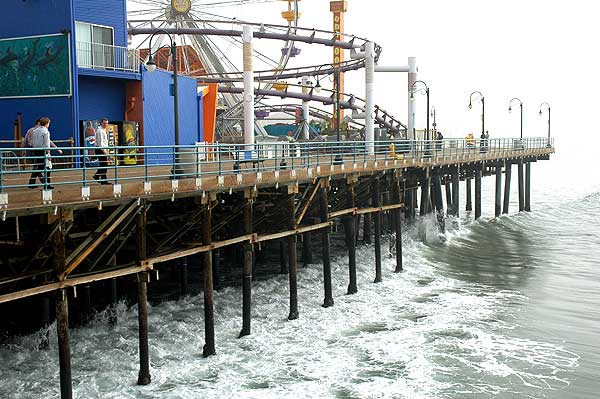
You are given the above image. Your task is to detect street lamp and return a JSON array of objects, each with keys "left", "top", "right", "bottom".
[
  {"left": 508, "top": 97, "right": 523, "bottom": 139},
  {"left": 468, "top": 91, "right": 485, "bottom": 139},
  {"left": 410, "top": 80, "right": 430, "bottom": 141},
  {"left": 145, "top": 30, "right": 181, "bottom": 176},
  {"left": 539, "top": 102, "right": 551, "bottom": 146}
]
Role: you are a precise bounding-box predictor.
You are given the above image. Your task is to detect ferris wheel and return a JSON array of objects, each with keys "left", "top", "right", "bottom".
[{"left": 127, "top": 0, "right": 302, "bottom": 140}]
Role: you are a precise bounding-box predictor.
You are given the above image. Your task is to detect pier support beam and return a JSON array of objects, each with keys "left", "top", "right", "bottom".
[
  {"left": 432, "top": 175, "right": 445, "bottom": 232},
  {"left": 420, "top": 177, "right": 430, "bottom": 216},
  {"left": 286, "top": 190, "right": 299, "bottom": 319},
  {"left": 320, "top": 181, "right": 334, "bottom": 307},
  {"left": 392, "top": 174, "right": 403, "bottom": 272},
  {"left": 202, "top": 203, "right": 216, "bottom": 356},
  {"left": 345, "top": 178, "right": 358, "bottom": 294},
  {"left": 466, "top": 177, "right": 473, "bottom": 211},
  {"left": 452, "top": 171, "right": 460, "bottom": 217},
  {"left": 525, "top": 162, "right": 531, "bottom": 212},
  {"left": 135, "top": 204, "right": 151, "bottom": 385},
  {"left": 56, "top": 288, "right": 72, "bottom": 399},
  {"left": 302, "top": 231, "right": 313, "bottom": 265},
  {"left": 372, "top": 178, "right": 382, "bottom": 283},
  {"left": 495, "top": 164, "right": 502, "bottom": 217},
  {"left": 475, "top": 169, "right": 482, "bottom": 220},
  {"left": 136, "top": 272, "right": 151, "bottom": 385},
  {"left": 179, "top": 257, "right": 188, "bottom": 297},
  {"left": 363, "top": 212, "right": 372, "bottom": 244},
  {"left": 279, "top": 239, "right": 287, "bottom": 274},
  {"left": 52, "top": 216, "right": 72, "bottom": 399},
  {"left": 518, "top": 160, "right": 525, "bottom": 212},
  {"left": 239, "top": 194, "right": 254, "bottom": 338},
  {"left": 40, "top": 294, "right": 50, "bottom": 349},
  {"left": 503, "top": 162, "right": 512, "bottom": 214},
  {"left": 212, "top": 249, "right": 221, "bottom": 291},
  {"left": 445, "top": 181, "right": 452, "bottom": 215}
]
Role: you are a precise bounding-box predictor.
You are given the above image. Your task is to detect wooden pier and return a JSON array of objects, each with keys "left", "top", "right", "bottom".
[{"left": 0, "top": 139, "right": 553, "bottom": 398}]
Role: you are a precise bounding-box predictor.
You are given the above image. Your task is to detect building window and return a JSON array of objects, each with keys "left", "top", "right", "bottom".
[{"left": 76, "top": 21, "right": 114, "bottom": 69}]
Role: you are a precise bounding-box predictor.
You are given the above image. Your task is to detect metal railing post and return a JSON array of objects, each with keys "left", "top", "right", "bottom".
[
  {"left": 113, "top": 147, "right": 118, "bottom": 184},
  {"left": 0, "top": 151, "right": 3, "bottom": 192}
]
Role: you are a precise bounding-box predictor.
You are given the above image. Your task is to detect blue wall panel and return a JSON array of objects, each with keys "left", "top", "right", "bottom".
[
  {"left": 142, "top": 69, "right": 200, "bottom": 146},
  {"left": 73, "top": 0, "right": 127, "bottom": 47},
  {"left": 1, "top": 0, "right": 78, "bottom": 143},
  {"left": 78, "top": 75, "right": 125, "bottom": 121}
]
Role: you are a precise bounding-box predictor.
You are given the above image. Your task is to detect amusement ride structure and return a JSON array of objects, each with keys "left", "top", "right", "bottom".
[{"left": 127, "top": 0, "right": 412, "bottom": 146}]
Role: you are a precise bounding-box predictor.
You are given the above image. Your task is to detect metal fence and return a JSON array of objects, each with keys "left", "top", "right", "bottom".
[{"left": 0, "top": 137, "right": 554, "bottom": 192}]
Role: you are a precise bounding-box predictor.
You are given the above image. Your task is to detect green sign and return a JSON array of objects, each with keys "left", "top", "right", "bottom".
[{"left": 0, "top": 33, "right": 71, "bottom": 98}]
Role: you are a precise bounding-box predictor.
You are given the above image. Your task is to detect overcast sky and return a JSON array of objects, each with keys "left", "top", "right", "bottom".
[
  {"left": 131, "top": 0, "right": 599, "bottom": 161},
  {"left": 239, "top": 0, "right": 599, "bottom": 158}
]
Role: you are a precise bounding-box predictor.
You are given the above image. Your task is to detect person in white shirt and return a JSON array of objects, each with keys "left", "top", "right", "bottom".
[
  {"left": 27, "top": 117, "right": 62, "bottom": 189},
  {"left": 93, "top": 118, "right": 110, "bottom": 184}
]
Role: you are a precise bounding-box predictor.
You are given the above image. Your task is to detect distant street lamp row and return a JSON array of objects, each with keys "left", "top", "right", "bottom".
[{"left": 409, "top": 84, "right": 551, "bottom": 141}]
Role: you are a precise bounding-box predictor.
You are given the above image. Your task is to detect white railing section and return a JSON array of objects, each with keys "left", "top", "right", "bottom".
[{"left": 76, "top": 41, "right": 140, "bottom": 73}]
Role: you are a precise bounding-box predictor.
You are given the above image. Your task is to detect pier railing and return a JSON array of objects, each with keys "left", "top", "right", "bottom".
[{"left": 0, "top": 137, "right": 553, "bottom": 192}]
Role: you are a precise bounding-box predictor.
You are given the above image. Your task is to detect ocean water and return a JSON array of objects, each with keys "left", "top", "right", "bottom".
[{"left": 1, "top": 151, "right": 599, "bottom": 399}]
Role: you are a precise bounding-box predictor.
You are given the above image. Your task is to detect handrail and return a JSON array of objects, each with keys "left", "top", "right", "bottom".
[{"left": 0, "top": 137, "right": 554, "bottom": 193}]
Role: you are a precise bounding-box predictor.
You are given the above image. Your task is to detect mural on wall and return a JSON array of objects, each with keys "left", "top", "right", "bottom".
[{"left": 0, "top": 33, "right": 71, "bottom": 98}]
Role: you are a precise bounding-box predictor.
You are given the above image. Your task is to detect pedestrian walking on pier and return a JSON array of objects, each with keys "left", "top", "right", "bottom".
[
  {"left": 93, "top": 118, "right": 110, "bottom": 185},
  {"left": 27, "top": 117, "right": 62, "bottom": 189}
]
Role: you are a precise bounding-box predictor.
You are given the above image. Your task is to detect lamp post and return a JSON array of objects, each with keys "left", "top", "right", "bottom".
[
  {"left": 409, "top": 80, "right": 429, "bottom": 141},
  {"left": 431, "top": 106, "right": 437, "bottom": 137},
  {"left": 508, "top": 97, "right": 523, "bottom": 139},
  {"left": 468, "top": 91, "right": 485, "bottom": 139},
  {"left": 539, "top": 102, "right": 551, "bottom": 147},
  {"left": 145, "top": 30, "right": 181, "bottom": 176}
]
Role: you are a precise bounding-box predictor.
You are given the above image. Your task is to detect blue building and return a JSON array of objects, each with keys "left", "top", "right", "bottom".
[{"left": 0, "top": 0, "right": 213, "bottom": 148}]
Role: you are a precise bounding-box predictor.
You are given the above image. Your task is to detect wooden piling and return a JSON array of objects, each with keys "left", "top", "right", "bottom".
[
  {"left": 475, "top": 169, "right": 482, "bottom": 220},
  {"left": 52, "top": 213, "right": 72, "bottom": 399},
  {"left": 392, "top": 175, "right": 403, "bottom": 273},
  {"left": 212, "top": 249, "right": 221, "bottom": 291},
  {"left": 420, "top": 177, "right": 430, "bottom": 216},
  {"left": 40, "top": 294, "right": 50, "bottom": 349},
  {"left": 495, "top": 164, "right": 502, "bottom": 217},
  {"left": 503, "top": 162, "right": 512, "bottom": 214},
  {"left": 371, "top": 178, "right": 382, "bottom": 283},
  {"left": 445, "top": 181, "right": 452, "bottom": 215},
  {"left": 180, "top": 257, "right": 188, "bottom": 297},
  {"left": 136, "top": 272, "right": 151, "bottom": 385},
  {"left": 345, "top": 179, "right": 358, "bottom": 294},
  {"left": 56, "top": 288, "right": 72, "bottom": 399},
  {"left": 279, "top": 239, "right": 288, "bottom": 274},
  {"left": 302, "top": 231, "right": 313, "bottom": 265},
  {"left": 202, "top": 204, "right": 216, "bottom": 356},
  {"left": 432, "top": 175, "right": 445, "bottom": 232},
  {"left": 363, "top": 212, "right": 372, "bottom": 244},
  {"left": 239, "top": 196, "right": 253, "bottom": 338},
  {"left": 518, "top": 160, "right": 525, "bottom": 212},
  {"left": 286, "top": 192, "right": 299, "bottom": 319},
  {"left": 135, "top": 204, "right": 151, "bottom": 385},
  {"left": 466, "top": 177, "right": 473, "bottom": 211},
  {"left": 525, "top": 162, "right": 531, "bottom": 212},
  {"left": 452, "top": 171, "right": 460, "bottom": 217},
  {"left": 319, "top": 182, "right": 334, "bottom": 307}
]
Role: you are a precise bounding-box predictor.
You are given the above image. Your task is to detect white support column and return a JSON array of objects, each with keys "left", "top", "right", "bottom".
[
  {"left": 365, "top": 41, "right": 375, "bottom": 155},
  {"left": 407, "top": 57, "right": 417, "bottom": 140},
  {"left": 301, "top": 75, "right": 310, "bottom": 140},
  {"left": 242, "top": 25, "right": 255, "bottom": 158}
]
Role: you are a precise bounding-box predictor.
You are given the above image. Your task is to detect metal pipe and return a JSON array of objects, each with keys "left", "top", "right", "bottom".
[
  {"left": 374, "top": 65, "right": 409, "bottom": 73},
  {"left": 301, "top": 75, "right": 310, "bottom": 140}
]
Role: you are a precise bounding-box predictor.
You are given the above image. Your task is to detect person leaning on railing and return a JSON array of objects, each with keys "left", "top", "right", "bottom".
[{"left": 27, "top": 117, "right": 62, "bottom": 189}]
